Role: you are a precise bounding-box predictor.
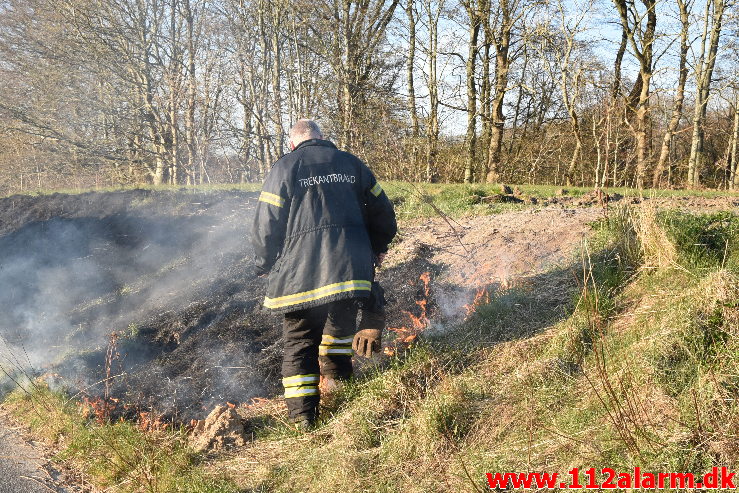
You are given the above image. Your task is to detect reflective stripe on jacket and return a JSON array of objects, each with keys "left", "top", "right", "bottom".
[{"left": 251, "top": 139, "right": 397, "bottom": 313}]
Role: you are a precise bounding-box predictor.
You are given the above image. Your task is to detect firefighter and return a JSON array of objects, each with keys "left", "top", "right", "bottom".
[{"left": 251, "top": 119, "right": 397, "bottom": 429}]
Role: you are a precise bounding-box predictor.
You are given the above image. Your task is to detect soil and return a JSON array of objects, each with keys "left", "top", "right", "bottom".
[
  {"left": 190, "top": 404, "right": 247, "bottom": 452},
  {"left": 0, "top": 188, "right": 735, "bottom": 425},
  {"left": 384, "top": 208, "right": 603, "bottom": 287}
]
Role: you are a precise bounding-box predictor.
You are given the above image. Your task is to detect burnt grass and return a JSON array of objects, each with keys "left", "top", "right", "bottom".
[{"left": 0, "top": 189, "right": 436, "bottom": 422}]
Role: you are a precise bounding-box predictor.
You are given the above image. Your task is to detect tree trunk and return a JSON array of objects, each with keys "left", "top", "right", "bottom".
[
  {"left": 463, "top": 1, "right": 480, "bottom": 183},
  {"left": 687, "top": 0, "right": 725, "bottom": 188},
  {"left": 271, "top": 3, "right": 284, "bottom": 155},
  {"left": 425, "top": 0, "right": 441, "bottom": 182},
  {"left": 485, "top": 0, "right": 512, "bottom": 183},
  {"left": 729, "top": 92, "right": 739, "bottom": 190},
  {"left": 480, "top": 1, "right": 492, "bottom": 177},
  {"left": 486, "top": 43, "right": 509, "bottom": 183},
  {"left": 613, "top": 0, "right": 656, "bottom": 189},
  {"left": 406, "top": 0, "right": 419, "bottom": 142},
  {"left": 184, "top": 0, "right": 197, "bottom": 185},
  {"left": 652, "top": 0, "right": 689, "bottom": 188}
]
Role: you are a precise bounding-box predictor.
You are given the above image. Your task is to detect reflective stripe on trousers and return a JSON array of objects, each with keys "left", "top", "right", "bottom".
[
  {"left": 318, "top": 333, "right": 354, "bottom": 357},
  {"left": 282, "top": 373, "right": 319, "bottom": 399}
]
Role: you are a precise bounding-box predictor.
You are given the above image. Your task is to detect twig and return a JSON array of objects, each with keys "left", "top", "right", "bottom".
[
  {"left": 692, "top": 388, "right": 704, "bottom": 436},
  {"left": 66, "top": 373, "right": 127, "bottom": 403},
  {"left": 459, "top": 459, "right": 485, "bottom": 493}
]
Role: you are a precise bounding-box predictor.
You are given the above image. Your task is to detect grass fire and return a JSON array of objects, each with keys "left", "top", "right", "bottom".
[{"left": 0, "top": 185, "right": 737, "bottom": 492}]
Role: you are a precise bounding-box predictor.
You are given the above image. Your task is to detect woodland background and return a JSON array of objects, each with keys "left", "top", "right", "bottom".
[{"left": 0, "top": 0, "right": 737, "bottom": 193}]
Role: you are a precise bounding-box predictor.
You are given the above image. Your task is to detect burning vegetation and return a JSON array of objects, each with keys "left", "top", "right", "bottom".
[
  {"left": 385, "top": 272, "right": 432, "bottom": 355},
  {"left": 0, "top": 189, "right": 487, "bottom": 430},
  {"left": 0, "top": 189, "right": 284, "bottom": 424}
]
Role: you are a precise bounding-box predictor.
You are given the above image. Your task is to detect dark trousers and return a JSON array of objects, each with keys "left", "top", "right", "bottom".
[{"left": 282, "top": 299, "right": 358, "bottom": 421}]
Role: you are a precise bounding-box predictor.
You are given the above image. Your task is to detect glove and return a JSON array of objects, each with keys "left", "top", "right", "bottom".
[
  {"left": 353, "top": 328, "right": 382, "bottom": 358},
  {"left": 353, "top": 310, "right": 385, "bottom": 358}
]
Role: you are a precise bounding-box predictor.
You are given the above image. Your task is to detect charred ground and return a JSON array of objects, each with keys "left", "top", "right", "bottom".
[
  {"left": 0, "top": 189, "right": 439, "bottom": 422},
  {"left": 0, "top": 190, "right": 276, "bottom": 421}
]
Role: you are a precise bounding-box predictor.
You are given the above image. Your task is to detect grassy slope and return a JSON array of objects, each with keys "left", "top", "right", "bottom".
[
  {"left": 2, "top": 187, "right": 738, "bottom": 492},
  {"left": 209, "top": 207, "right": 738, "bottom": 492},
  {"left": 2, "top": 387, "right": 237, "bottom": 492}
]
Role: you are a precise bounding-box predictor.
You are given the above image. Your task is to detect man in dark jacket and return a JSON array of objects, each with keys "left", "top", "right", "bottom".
[{"left": 251, "top": 119, "right": 397, "bottom": 428}]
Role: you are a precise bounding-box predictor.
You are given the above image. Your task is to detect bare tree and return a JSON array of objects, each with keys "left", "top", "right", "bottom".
[
  {"left": 421, "top": 0, "right": 443, "bottom": 181},
  {"left": 729, "top": 90, "right": 739, "bottom": 189},
  {"left": 614, "top": 0, "right": 657, "bottom": 189},
  {"left": 652, "top": 0, "right": 691, "bottom": 187},
  {"left": 482, "top": 0, "right": 534, "bottom": 183},
  {"left": 541, "top": 0, "right": 595, "bottom": 186},
  {"left": 687, "top": 0, "right": 727, "bottom": 187},
  {"left": 309, "top": 0, "right": 400, "bottom": 151},
  {"left": 406, "top": 0, "right": 421, "bottom": 167},
  {"left": 462, "top": 0, "right": 482, "bottom": 183}
]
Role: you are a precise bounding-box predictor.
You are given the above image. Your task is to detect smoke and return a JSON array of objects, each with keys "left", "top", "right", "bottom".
[{"left": 0, "top": 190, "right": 280, "bottom": 419}]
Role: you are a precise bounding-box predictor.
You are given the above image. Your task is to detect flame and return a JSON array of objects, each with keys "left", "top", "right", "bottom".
[
  {"left": 386, "top": 272, "right": 431, "bottom": 353},
  {"left": 78, "top": 396, "right": 118, "bottom": 424},
  {"left": 500, "top": 277, "right": 511, "bottom": 290},
  {"left": 246, "top": 397, "right": 270, "bottom": 408},
  {"left": 463, "top": 287, "right": 490, "bottom": 319},
  {"left": 138, "top": 410, "right": 169, "bottom": 432}
]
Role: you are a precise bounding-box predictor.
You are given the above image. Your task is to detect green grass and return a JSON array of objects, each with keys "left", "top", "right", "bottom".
[
  {"left": 381, "top": 181, "right": 739, "bottom": 218},
  {"left": 2, "top": 385, "right": 239, "bottom": 492},
  {"left": 5, "top": 181, "right": 737, "bottom": 220},
  {"left": 657, "top": 210, "right": 739, "bottom": 270}
]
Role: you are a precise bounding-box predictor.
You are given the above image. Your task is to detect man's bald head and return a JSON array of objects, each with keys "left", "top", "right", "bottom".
[{"left": 289, "top": 119, "right": 323, "bottom": 149}]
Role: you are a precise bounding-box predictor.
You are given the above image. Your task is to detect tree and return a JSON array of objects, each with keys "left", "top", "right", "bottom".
[
  {"left": 482, "top": 0, "right": 534, "bottom": 183},
  {"left": 405, "top": 0, "right": 421, "bottom": 167},
  {"left": 462, "top": 0, "right": 482, "bottom": 183},
  {"left": 422, "top": 0, "right": 443, "bottom": 181},
  {"left": 540, "top": 0, "right": 596, "bottom": 186},
  {"left": 613, "top": 0, "right": 657, "bottom": 189},
  {"left": 687, "top": 0, "right": 727, "bottom": 187},
  {"left": 652, "top": 0, "right": 691, "bottom": 187},
  {"left": 728, "top": 90, "right": 739, "bottom": 189},
  {"left": 309, "top": 0, "right": 400, "bottom": 151}
]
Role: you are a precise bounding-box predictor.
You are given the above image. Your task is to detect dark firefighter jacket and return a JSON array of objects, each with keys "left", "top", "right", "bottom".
[{"left": 251, "top": 139, "right": 397, "bottom": 313}]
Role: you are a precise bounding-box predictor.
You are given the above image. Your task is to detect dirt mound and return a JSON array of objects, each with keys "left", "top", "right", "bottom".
[
  {"left": 386, "top": 208, "right": 602, "bottom": 288},
  {"left": 190, "top": 405, "right": 247, "bottom": 452}
]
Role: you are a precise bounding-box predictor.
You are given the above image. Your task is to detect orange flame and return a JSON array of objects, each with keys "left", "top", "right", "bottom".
[
  {"left": 386, "top": 272, "right": 431, "bottom": 353},
  {"left": 138, "top": 410, "right": 169, "bottom": 432},
  {"left": 463, "top": 287, "right": 490, "bottom": 319},
  {"left": 78, "top": 396, "right": 118, "bottom": 424}
]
